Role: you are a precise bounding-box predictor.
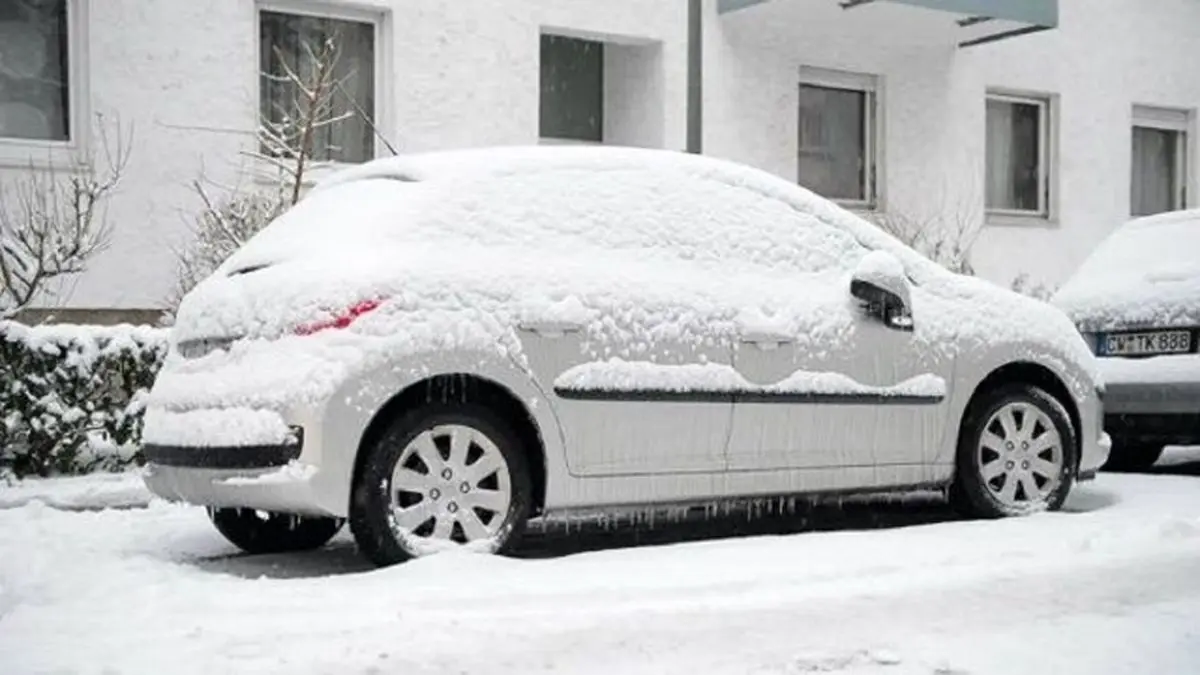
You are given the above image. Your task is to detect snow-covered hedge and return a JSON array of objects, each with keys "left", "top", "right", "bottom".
[{"left": 1, "top": 321, "right": 167, "bottom": 479}]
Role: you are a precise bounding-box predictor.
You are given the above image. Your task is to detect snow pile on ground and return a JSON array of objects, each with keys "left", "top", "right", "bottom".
[
  {"left": 147, "top": 147, "right": 1096, "bottom": 448},
  {"left": 1, "top": 471, "right": 1199, "bottom": 673},
  {"left": 1054, "top": 208, "right": 1200, "bottom": 329},
  {"left": 0, "top": 470, "right": 151, "bottom": 510}
]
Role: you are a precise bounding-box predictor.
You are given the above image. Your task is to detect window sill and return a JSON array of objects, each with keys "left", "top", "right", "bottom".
[
  {"left": 839, "top": 201, "right": 881, "bottom": 215},
  {"left": 538, "top": 136, "right": 604, "bottom": 146},
  {"left": 0, "top": 138, "right": 85, "bottom": 171},
  {"left": 985, "top": 211, "right": 1057, "bottom": 227},
  {"left": 248, "top": 160, "right": 359, "bottom": 190}
]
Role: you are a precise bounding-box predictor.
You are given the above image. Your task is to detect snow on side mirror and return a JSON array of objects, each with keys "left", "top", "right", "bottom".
[{"left": 850, "top": 251, "right": 914, "bottom": 331}]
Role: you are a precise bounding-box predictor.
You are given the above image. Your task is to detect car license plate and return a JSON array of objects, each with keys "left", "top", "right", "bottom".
[{"left": 1100, "top": 330, "right": 1191, "bottom": 356}]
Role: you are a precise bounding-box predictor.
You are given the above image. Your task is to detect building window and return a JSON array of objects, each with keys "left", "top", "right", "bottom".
[
  {"left": 259, "top": 9, "right": 376, "bottom": 163},
  {"left": 986, "top": 93, "right": 1051, "bottom": 216},
  {"left": 0, "top": 0, "right": 70, "bottom": 142},
  {"left": 798, "top": 70, "right": 878, "bottom": 207},
  {"left": 540, "top": 34, "right": 604, "bottom": 143},
  {"left": 1131, "top": 105, "right": 1190, "bottom": 217}
]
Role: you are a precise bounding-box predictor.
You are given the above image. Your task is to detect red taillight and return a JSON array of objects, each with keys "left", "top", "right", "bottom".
[{"left": 294, "top": 299, "right": 381, "bottom": 336}]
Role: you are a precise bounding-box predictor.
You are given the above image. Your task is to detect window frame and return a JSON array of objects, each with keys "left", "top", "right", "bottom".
[
  {"left": 1131, "top": 104, "right": 1192, "bottom": 216},
  {"left": 0, "top": 0, "right": 90, "bottom": 168},
  {"left": 254, "top": 0, "right": 390, "bottom": 170},
  {"left": 797, "top": 66, "right": 882, "bottom": 212},
  {"left": 985, "top": 91, "right": 1055, "bottom": 222}
]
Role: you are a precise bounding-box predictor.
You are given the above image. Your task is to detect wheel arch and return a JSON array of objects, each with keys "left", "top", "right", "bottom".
[
  {"left": 351, "top": 373, "right": 550, "bottom": 517},
  {"left": 960, "top": 361, "right": 1082, "bottom": 461}
]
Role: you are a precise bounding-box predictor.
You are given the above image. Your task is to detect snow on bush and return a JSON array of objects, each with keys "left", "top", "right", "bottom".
[{"left": 0, "top": 321, "right": 167, "bottom": 479}]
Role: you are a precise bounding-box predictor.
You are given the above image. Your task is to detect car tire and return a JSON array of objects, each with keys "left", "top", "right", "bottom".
[
  {"left": 208, "top": 508, "right": 343, "bottom": 555},
  {"left": 1102, "top": 440, "right": 1164, "bottom": 472},
  {"left": 350, "top": 403, "right": 533, "bottom": 567},
  {"left": 951, "top": 384, "right": 1077, "bottom": 518}
]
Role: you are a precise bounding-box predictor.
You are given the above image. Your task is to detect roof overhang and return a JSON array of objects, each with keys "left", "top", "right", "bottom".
[{"left": 718, "top": 0, "right": 1059, "bottom": 47}]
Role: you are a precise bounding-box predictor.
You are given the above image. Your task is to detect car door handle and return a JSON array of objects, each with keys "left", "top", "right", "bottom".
[
  {"left": 740, "top": 332, "right": 795, "bottom": 348},
  {"left": 519, "top": 321, "right": 583, "bottom": 338}
]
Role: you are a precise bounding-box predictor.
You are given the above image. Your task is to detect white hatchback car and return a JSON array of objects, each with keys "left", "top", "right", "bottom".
[
  {"left": 143, "top": 147, "right": 1108, "bottom": 566},
  {"left": 1054, "top": 208, "right": 1200, "bottom": 470}
]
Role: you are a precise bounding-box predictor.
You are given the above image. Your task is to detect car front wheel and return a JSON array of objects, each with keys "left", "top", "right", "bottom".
[
  {"left": 350, "top": 403, "right": 533, "bottom": 567},
  {"left": 208, "top": 508, "right": 343, "bottom": 554},
  {"left": 951, "top": 384, "right": 1077, "bottom": 518}
]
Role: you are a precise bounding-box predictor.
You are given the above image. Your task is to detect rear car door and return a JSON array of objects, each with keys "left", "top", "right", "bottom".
[{"left": 520, "top": 325, "right": 733, "bottom": 476}]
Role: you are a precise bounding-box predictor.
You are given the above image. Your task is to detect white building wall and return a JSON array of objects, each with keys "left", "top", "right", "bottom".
[
  {"left": 1, "top": 0, "right": 687, "bottom": 312},
  {"left": 5, "top": 0, "right": 1198, "bottom": 313},
  {"left": 704, "top": 0, "right": 1200, "bottom": 292}
]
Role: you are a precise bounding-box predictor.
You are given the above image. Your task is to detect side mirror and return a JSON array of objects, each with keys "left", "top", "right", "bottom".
[{"left": 850, "top": 251, "right": 914, "bottom": 331}]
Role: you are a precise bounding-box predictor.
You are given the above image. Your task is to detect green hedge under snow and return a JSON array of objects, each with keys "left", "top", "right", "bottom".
[{"left": 1, "top": 321, "right": 167, "bottom": 479}]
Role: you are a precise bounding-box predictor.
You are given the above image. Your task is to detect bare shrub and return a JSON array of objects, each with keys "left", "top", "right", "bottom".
[{"left": 0, "top": 120, "right": 132, "bottom": 320}]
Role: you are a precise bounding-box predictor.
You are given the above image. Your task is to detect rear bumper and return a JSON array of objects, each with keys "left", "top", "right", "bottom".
[
  {"left": 141, "top": 404, "right": 344, "bottom": 517},
  {"left": 143, "top": 431, "right": 302, "bottom": 469},
  {"left": 143, "top": 462, "right": 335, "bottom": 517}
]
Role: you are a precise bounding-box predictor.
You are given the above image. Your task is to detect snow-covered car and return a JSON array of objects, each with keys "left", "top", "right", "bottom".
[
  {"left": 142, "top": 147, "right": 1108, "bottom": 566},
  {"left": 1053, "top": 208, "right": 1200, "bottom": 471}
]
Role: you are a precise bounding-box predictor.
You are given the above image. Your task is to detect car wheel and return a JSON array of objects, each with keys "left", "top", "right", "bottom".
[
  {"left": 350, "top": 403, "right": 533, "bottom": 567},
  {"left": 1102, "top": 440, "right": 1164, "bottom": 472},
  {"left": 208, "top": 508, "right": 343, "bottom": 554},
  {"left": 951, "top": 384, "right": 1077, "bottom": 518}
]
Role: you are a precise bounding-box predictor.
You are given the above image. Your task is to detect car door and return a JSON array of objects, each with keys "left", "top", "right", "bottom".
[
  {"left": 725, "top": 269, "right": 956, "bottom": 473},
  {"left": 518, "top": 319, "right": 733, "bottom": 477}
]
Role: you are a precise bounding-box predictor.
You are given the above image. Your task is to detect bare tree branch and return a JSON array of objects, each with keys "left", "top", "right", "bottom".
[
  {"left": 0, "top": 116, "right": 132, "bottom": 320},
  {"left": 166, "top": 31, "right": 399, "bottom": 319},
  {"left": 865, "top": 194, "right": 983, "bottom": 276},
  {"left": 335, "top": 80, "right": 397, "bottom": 157}
]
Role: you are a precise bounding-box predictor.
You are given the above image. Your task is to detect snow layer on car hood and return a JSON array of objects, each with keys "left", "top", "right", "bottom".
[
  {"left": 1054, "top": 209, "right": 1200, "bottom": 330},
  {"left": 157, "top": 147, "right": 1097, "bottom": 419}
]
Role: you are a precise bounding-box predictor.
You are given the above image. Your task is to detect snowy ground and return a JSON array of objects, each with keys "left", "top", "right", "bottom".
[{"left": 2, "top": 449, "right": 1200, "bottom": 675}]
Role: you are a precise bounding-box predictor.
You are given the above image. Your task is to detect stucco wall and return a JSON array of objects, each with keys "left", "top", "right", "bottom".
[{"left": 704, "top": 0, "right": 1200, "bottom": 292}]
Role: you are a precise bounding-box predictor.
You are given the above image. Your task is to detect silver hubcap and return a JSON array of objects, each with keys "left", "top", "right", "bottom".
[
  {"left": 978, "top": 402, "right": 1064, "bottom": 509},
  {"left": 388, "top": 424, "right": 512, "bottom": 545}
]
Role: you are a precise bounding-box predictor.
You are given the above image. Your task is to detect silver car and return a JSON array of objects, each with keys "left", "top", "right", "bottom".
[
  {"left": 1054, "top": 208, "right": 1200, "bottom": 471},
  {"left": 142, "top": 147, "right": 1109, "bottom": 566}
]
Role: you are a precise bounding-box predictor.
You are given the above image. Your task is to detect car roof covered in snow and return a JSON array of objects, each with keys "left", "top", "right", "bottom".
[
  {"left": 301, "top": 145, "right": 951, "bottom": 284},
  {"left": 313, "top": 146, "right": 775, "bottom": 189}
]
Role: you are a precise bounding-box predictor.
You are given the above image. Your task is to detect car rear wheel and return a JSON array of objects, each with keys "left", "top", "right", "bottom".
[
  {"left": 951, "top": 384, "right": 1077, "bottom": 518},
  {"left": 208, "top": 508, "right": 343, "bottom": 555},
  {"left": 1102, "top": 440, "right": 1164, "bottom": 472},
  {"left": 350, "top": 403, "right": 533, "bottom": 567}
]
